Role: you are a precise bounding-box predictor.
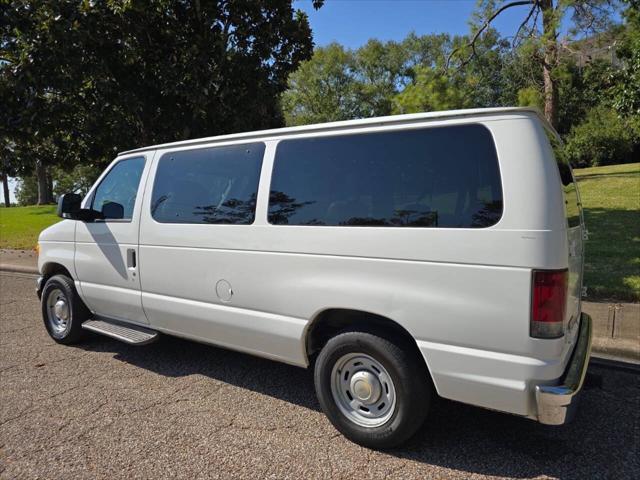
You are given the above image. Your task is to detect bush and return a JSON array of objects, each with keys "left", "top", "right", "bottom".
[{"left": 562, "top": 106, "right": 640, "bottom": 167}]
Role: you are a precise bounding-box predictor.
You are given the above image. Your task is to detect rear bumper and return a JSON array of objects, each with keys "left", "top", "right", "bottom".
[{"left": 535, "top": 312, "right": 593, "bottom": 425}]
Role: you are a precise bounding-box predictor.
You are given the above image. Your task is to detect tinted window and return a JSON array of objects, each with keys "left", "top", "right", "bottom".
[
  {"left": 151, "top": 143, "right": 264, "bottom": 224},
  {"left": 556, "top": 157, "right": 581, "bottom": 228},
  {"left": 268, "top": 125, "right": 502, "bottom": 228},
  {"left": 92, "top": 157, "right": 146, "bottom": 220}
]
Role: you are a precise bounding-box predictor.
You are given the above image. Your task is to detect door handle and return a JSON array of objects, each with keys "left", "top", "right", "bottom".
[{"left": 127, "top": 249, "right": 137, "bottom": 269}]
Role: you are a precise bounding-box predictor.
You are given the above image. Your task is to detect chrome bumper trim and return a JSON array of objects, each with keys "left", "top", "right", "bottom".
[
  {"left": 535, "top": 313, "right": 593, "bottom": 425},
  {"left": 35, "top": 276, "right": 44, "bottom": 299}
]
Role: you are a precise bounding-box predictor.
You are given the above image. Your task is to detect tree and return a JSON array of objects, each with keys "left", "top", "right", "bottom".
[
  {"left": 52, "top": 164, "right": 102, "bottom": 199},
  {"left": 1, "top": 142, "right": 17, "bottom": 207},
  {"left": 1, "top": 0, "right": 319, "bottom": 203},
  {"left": 14, "top": 175, "right": 38, "bottom": 206},
  {"left": 352, "top": 39, "right": 407, "bottom": 117},
  {"left": 611, "top": 0, "right": 640, "bottom": 115},
  {"left": 447, "top": 0, "right": 619, "bottom": 128},
  {"left": 562, "top": 105, "right": 640, "bottom": 166},
  {"left": 282, "top": 29, "right": 518, "bottom": 124},
  {"left": 281, "top": 43, "right": 361, "bottom": 125},
  {"left": 393, "top": 66, "right": 471, "bottom": 113}
]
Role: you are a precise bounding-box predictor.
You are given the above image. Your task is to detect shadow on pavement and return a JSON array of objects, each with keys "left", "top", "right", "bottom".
[{"left": 75, "top": 334, "right": 639, "bottom": 479}]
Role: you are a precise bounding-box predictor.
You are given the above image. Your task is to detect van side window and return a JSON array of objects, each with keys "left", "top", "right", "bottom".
[
  {"left": 268, "top": 125, "right": 503, "bottom": 228},
  {"left": 151, "top": 143, "right": 265, "bottom": 224},
  {"left": 556, "top": 157, "right": 581, "bottom": 228},
  {"left": 91, "top": 157, "right": 146, "bottom": 220}
]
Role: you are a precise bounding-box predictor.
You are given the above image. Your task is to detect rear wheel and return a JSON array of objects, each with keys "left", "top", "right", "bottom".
[
  {"left": 314, "top": 329, "right": 432, "bottom": 449},
  {"left": 41, "top": 274, "right": 90, "bottom": 344}
]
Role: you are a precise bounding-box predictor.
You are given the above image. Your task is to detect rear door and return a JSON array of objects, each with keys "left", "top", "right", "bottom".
[{"left": 556, "top": 158, "right": 584, "bottom": 334}]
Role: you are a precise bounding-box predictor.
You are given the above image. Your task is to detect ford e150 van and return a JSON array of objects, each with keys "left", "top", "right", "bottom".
[{"left": 36, "top": 107, "right": 592, "bottom": 448}]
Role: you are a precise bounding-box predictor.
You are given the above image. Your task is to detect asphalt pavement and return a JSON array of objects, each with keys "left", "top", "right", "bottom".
[{"left": 1, "top": 272, "right": 638, "bottom": 479}]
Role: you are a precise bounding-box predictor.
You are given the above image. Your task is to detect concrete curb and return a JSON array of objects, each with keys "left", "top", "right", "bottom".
[
  {"left": 0, "top": 264, "right": 39, "bottom": 275},
  {"left": 591, "top": 337, "right": 639, "bottom": 363}
]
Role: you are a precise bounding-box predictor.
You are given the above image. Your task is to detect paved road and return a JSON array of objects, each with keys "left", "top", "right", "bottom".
[{"left": 1, "top": 273, "right": 638, "bottom": 479}]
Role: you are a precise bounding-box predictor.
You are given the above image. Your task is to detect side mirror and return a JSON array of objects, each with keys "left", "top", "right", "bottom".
[
  {"left": 101, "top": 201, "right": 125, "bottom": 220},
  {"left": 57, "top": 193, "right": 82, "bottom": 219}
]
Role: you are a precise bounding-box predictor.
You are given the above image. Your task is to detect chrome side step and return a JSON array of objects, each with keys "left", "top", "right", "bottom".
[{"left": 82, "top": 319, "right": 159, "bottom": 345}]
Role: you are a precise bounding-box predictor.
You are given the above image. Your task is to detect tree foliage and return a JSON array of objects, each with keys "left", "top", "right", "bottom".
[
  {"left": 281, "top": 43, "right": 361, "bottom": 125},
  {"left": 281, "top": 1, "right": 638, "bottom": 167},
  {"left": 393, "top": 66, "right": 471, "bottom": 113},
  {"left": 610, "top": 0, "right": 640, "bottom": 115},
  {"left": 562, "top": 106, "right": 640, "bottom": 166},
  {"left": 448, "top": 0, "right": 620, "bottom": 128},
  {"left": 1, "top": 0, "right": 317, "bottom": 202}
]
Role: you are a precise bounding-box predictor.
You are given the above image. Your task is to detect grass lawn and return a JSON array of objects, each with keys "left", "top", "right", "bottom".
[
  {"left": 574, "top": 162, "right": 640, "bottom": 302},
  {"left": 1, "top": 162, "right": 638, "bottom": 302},
  {"left": 0, "top": 205, "right": 59, "bottom": 250}
]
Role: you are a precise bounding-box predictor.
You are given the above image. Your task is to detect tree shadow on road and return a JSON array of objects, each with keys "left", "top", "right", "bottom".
[{"left": 75, "top": 335, "right": 639, "bottom": 479}]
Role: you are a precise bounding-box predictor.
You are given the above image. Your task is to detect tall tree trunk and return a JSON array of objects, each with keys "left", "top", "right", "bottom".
[
  {"left": 1, "top": 155, "right": 10, "bottom": 207},
  {"left": 46, "top": 170, "right": 54, "bottom": 203},
  {"left": 1, "top": 173, "right": 10, "bottom": 207},
  {"left": 541, "top": 0, "right": 559, "bottom": 129},
  {"left": 35, "top": 160, "right": 51, "bottom": 205}
]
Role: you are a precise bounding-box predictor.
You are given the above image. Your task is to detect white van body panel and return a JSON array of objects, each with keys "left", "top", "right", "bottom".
[
  {"left": 37, "top": 108, "right": 584, "bottom": 420},
  {"left": 38, "top": 219, "right": 77, "bottom": 279}
]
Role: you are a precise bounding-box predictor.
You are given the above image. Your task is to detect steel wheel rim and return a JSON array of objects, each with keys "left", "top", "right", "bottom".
[
  {"left": 46, "top": 288, "right": 69, "bottom": 335},
  {"left": 330, "top": 352, "right": 396, "bottom": 428}
]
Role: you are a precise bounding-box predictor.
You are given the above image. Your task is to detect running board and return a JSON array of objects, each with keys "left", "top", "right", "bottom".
[{"left": 82, "top": 319, "right": 159, "bottom": 345}]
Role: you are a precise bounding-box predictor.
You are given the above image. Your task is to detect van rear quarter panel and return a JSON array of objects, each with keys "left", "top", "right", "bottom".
[{"left": 138, "top": 113, "right": 571, "bottom": 417}]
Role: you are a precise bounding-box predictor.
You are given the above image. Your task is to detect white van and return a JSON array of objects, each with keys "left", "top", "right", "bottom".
[{"left": 37, "top": 107, "right": 591, "bottom": 448}]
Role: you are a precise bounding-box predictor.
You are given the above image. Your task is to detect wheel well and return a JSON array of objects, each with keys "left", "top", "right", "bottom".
[
  {"left": 306, "top": 309, "right": 428, "bottom": 371},
  {"left": 41, "top": 263, "right": 73, "bottom": 282}
]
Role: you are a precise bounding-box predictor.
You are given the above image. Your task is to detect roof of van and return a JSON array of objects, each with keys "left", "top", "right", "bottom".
[{"left": 119, "top": 107, "right": 556, "bottom": 156}]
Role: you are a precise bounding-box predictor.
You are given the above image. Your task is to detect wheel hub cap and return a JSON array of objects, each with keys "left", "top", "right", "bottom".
[
  {"left": 350, "top": 371, "right": 381, "bottom": 404},
  {"left": 46, "top": 288, "right": 69, "bottom": 335},
  {"left": 330, "top": 353, "right": 397, "bottom": 428},
  {"left": 54, "top": 300, "right": 69, "bottom": 321}
]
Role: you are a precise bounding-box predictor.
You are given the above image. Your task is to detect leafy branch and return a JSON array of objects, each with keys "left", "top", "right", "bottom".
[{"left": 446, "top": 0, "right": 537, "bottom": 70}]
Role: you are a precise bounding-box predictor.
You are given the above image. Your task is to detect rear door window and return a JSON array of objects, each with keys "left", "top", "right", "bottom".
[
  {"left": 556, "top": 158, "right": 581, "bottom": 228},
  {"left": 268, "top": 124, "right": 503, "bottom": 228},
  {"left": 151, "top": 143, "right": 264, "bottom": 224}
]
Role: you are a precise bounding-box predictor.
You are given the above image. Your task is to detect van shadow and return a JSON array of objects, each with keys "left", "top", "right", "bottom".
[
  {"left": 75, "top": 334, "right": 638, "bottom": 479},
  {"left": 85, "top": 223, "right": 128, "bottom": 279}
]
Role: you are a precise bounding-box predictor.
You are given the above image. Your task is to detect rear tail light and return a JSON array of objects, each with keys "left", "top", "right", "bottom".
[{"left": 530, "top": 269, "right": 568, "bottom": 339}]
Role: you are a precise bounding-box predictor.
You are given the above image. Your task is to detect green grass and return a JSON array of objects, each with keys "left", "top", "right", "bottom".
[
  {"left": 1, "top": 162, "right": 638, "bottom": 302},
  {"left": 0, "top": 205, "right": 60, "bottom": 250},
  {"left": 574, "top": 162, "right": 640, "bottom": 302}
]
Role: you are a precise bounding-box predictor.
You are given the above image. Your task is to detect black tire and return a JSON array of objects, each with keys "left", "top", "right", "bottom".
[
  {"left": 314, "top": 329, "right": 432, "bottom": 449},
  {"left": 41, "top": 274, "right": 90, "bottom": 344}
]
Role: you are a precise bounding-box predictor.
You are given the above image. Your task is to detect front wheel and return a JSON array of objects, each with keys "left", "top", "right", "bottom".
[
  {"left": 41, "top": 274, "right": 90, "bottom": 344},
  {"left": 314, "top": 329, "right": 432, "bottom": 449}
]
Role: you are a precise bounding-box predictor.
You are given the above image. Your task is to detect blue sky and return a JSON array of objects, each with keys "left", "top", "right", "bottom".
[{"left": 296, "top": 0, "right": 541, "bottom": 48}]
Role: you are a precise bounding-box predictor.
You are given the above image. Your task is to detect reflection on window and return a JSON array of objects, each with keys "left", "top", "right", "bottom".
[
  {"left": 92, "top": 157, "right": 146, "bottom": 220},
  {"left": 557, "top": 160, "right": 581, "bottom": 228},
  {"left": 268, "top": 125, "right": 503, "bottom": 228},
  {"left": 151, "top": 143, "right": 264, "bottom": 224}
]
